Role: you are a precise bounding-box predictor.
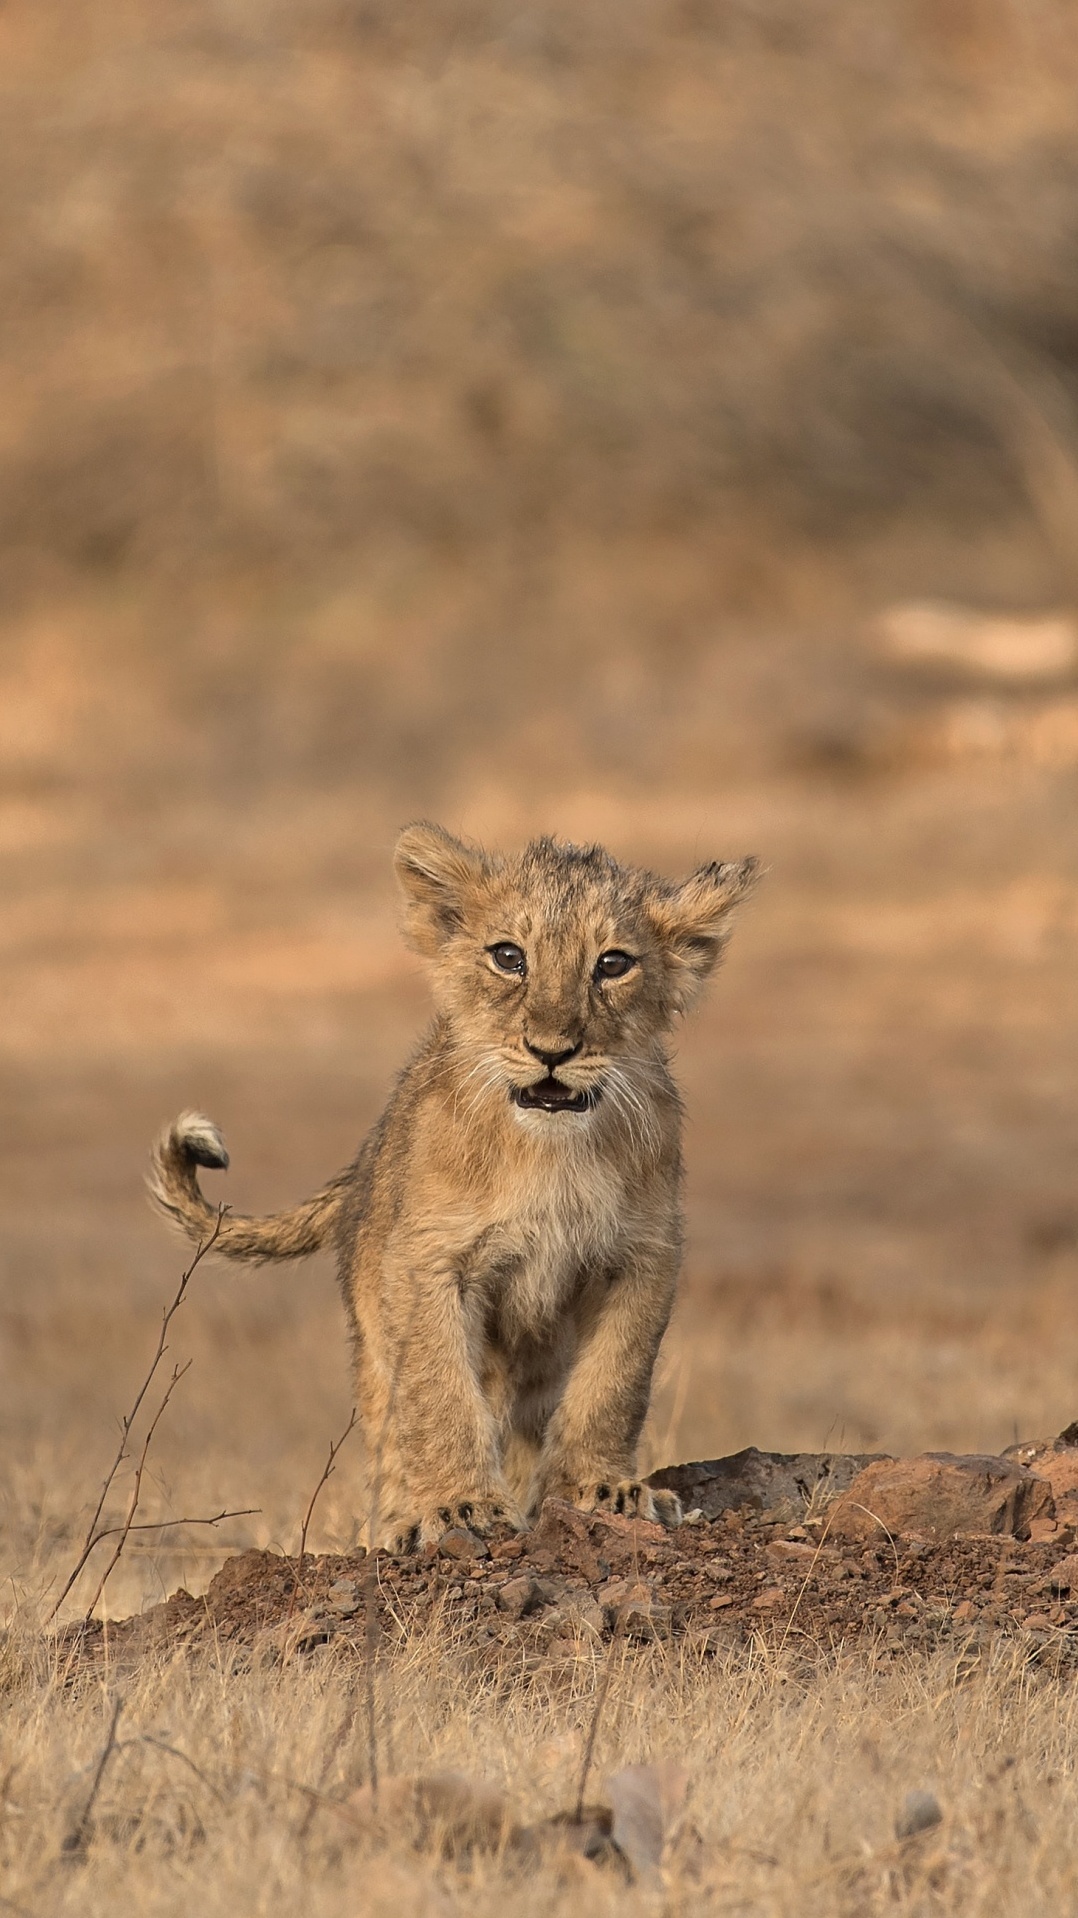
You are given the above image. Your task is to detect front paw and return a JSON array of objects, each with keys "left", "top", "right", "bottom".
[
  {"left": 569, "top": 1479, "right": 683, "bottom": 1528},
  {"left": 382, "top": 1493, "right": 524, "bottom": 1554}
]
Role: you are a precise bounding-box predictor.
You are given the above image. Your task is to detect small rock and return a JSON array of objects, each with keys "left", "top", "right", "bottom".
[
  {"left": 829, "top": 1453, "right": 1054, "bottom": 1542},
  {"left": 326, "top": 1579, "right": 360, "bottom": 1617},
  {"left": 751, "top": 1586, "right": 785, "bottom": 1610},
  {"left": 496, "top": 1575, "right": 544, "bottom": 1619},
  {"left": 598, "top": 1578, "right": 670, "bottom": 1640},
  {"left": 597, "top": 1576, "right": 637, "bottom": 1608},
  {"left": 489, "top": 1536, "right": 527, "bottom": 1560},
  {"left": 590, "top": 1514, "right": 671, "bottom": 1574},
  {"left": 708, "top": 1593, "right": 734, "bottom": 1611},
  {"left": 896, "top": 1790, "right": 943, "bottom": 1840},
  {"left": 1003, "top": 1431, "right": 1078, "bottom": 1525},
  {"left": 603, "top": 1762, "right": 687, "bottom": 1883},
  {"left": 649, "top": 1447, "right": 885, "bottom": 1521},
  {"left": 543, "top": 1590, "right": 605, "bottom": 1638},
  {"left": 437, "top": 1528, "right": 489, "bottom": 1561},
  {"left": 1028, "top": 1517, "right": 1060, "bottom": 1543},
  {"left": 1048, "top": 1554, "right": 1078, "bottom": 1594},
  {"left": 952, "top": 1600, "right": 975, "bottom": 1623}
]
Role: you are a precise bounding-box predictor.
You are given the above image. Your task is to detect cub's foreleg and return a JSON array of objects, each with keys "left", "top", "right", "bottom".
[
  {"left": 533, "top": 1245, "right": 683, "bottom": 1529},
  {"left": 350, "top": 1250, "right": 524, "bottom": 1551}
]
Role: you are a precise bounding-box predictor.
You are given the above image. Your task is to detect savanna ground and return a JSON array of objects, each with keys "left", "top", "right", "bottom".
[{"left": 5, "top": 0, "right": 1078, "bottom": 1909}]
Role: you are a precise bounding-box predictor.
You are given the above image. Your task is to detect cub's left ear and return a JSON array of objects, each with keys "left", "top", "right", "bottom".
[{"left": 646, "top": 857, "right": 759, "bottom": 1009}]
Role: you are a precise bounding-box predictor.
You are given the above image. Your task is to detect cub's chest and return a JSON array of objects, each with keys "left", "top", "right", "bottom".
[{"left": 476, "top": 1166, "right": 634, "bottom": 1334}]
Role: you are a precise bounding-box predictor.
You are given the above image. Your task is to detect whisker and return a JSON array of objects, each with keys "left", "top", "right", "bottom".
[
  {"left": 460, "top": 1066, "right": 504, "bottom": 1125},
  {"left": 604, "top": 1063, "right": 661, "bottom": 1157},
  {"left": 451, "top": 1057, "right": 494, "bottom": 1121}
]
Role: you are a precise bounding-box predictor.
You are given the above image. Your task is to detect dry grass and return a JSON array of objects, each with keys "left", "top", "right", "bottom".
[{"left": 3, "top": 1615, "right": 1078, "bottom": 1914}]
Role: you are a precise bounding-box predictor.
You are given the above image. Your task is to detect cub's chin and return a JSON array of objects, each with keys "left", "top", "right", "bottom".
[{"left": 512, "top": 1076, "right": 598, "bottom": 1115}]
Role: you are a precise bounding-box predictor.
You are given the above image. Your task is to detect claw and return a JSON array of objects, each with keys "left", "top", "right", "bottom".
[{"left": 570, "top": 1478, "right": 683, "bottom": 1527}]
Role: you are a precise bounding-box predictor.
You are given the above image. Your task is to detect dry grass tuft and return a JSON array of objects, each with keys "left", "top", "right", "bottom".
[{"left": 3, "top": 1621, "right": 1078, "bottom": 1913}]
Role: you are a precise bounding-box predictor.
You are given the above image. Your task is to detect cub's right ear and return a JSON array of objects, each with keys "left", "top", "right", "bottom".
[{"left": 394, "top": 823, "right": 494, "bottom": 956}]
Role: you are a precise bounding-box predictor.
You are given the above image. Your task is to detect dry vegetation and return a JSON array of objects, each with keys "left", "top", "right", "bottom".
[
  {"left": 4, "top": 0, "right": 1078, "bottom": 1910},
  {"left": 7, "top": 1623, "right": 1078, "bottom": 1914}
]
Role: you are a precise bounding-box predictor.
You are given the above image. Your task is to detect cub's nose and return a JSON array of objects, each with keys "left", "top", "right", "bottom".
[{"left": 524, "top": 1039, "right": 581, "bottom": 1071}]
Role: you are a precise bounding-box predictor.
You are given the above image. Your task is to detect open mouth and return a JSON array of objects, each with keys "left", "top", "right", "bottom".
[{"left": 513, "top": 1076, "right": 597, "bottom": 1114}]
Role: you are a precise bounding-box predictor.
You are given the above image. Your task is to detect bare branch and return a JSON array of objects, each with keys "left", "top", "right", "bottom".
[
  {"left": 78, "top": 1362, "right": 189, "bottom": 1622},
  {"left": 575, "top": 1613, "right": 627, "bottom": 1824},
  {"left": 61, "top": 1696, "right": 124, "bottom": 1861},
  {"left": 285, "top": 1408, "right": 359, "bottom": 1629},
  {"left": 87, "top": 1508, "right": 259, "bottom": 1546},
  {"left": 298, "top": 1409, "right": 358, "bottom": 1565},
  {"left": 46, "top": 1214, "right": 225, "bottom": 1625},
  {"left": 137, "top": 1735, "right": 226, "bottom": 1803},
  {"left": 296, "top": 1683, "right": 359, "bottom": 1841}
]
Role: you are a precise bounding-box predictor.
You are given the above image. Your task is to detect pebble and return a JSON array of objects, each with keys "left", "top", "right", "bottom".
[
  {"left": 437, "top": 1528, "right": 489, "bottom": 1561},
  {"left": 896, "top": 1790, "right": 943, "bottom": 1840},
  {"left": 496, "top": 1575, "right": 545, "bottom": 1619}
]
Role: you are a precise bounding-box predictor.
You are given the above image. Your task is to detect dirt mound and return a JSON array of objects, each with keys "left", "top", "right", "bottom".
[{"left": 61, "top": 1436, "right": 1078, "bottom": 1675}]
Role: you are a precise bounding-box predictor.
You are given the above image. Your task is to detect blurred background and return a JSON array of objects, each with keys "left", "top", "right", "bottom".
[{"left": 3, "top": 0, "right": 1078, "bottom": 1616}]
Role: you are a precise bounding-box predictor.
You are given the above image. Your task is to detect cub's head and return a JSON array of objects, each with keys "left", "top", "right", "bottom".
[{"left": 394, "top": 824, "right": 757, "bottom": 1131}]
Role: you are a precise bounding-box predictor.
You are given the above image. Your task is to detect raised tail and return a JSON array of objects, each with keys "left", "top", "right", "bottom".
[{"left": 148, "top": 1111, "right": 350, "bottom": 1264}]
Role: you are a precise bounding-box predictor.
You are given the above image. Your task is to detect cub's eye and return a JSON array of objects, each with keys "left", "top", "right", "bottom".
[
  {"left": 594, "top": 949, "right": 635, "bottom": 981},
  {"left": 488, "top": 941, "right": 526, "bottom": 976}
]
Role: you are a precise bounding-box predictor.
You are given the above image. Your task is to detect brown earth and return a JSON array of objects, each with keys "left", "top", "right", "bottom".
[{"left": 66, "top": 1434, "right": 1078, "bottom": 1677}]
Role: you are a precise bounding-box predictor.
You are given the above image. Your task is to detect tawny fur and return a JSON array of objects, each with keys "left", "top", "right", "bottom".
[{"left": 149, "top": 827, "right": 757, "bottom": 1549}]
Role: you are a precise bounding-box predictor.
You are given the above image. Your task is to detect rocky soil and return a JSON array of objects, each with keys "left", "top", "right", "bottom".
[{"left": 61, "top": 1430, "right": 1078, "bottom": 1675}]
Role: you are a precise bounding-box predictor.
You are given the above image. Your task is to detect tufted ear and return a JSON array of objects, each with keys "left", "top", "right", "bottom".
[
  {"left": 394, "top": 822, "right": 495, "bottom": 956},
  {"left": 646, "top": 857, "right": 759, "bottom": 1010}
]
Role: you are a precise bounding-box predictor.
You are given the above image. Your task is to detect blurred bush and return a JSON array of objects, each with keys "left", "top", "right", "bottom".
[{"left": 3, "top": 0, "right": 1078, "bottom": 792}]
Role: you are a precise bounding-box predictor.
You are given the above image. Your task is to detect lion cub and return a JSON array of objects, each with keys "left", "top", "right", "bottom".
[{"left": 150, "top": 826, "right": 756, "bottom": 1549}]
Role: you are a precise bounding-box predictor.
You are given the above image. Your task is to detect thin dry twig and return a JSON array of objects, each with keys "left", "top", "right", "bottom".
[
  {"left": 285, "top": 1408, "right": 359, "bottom": 1627},
  {"left": 775, "top": 1500, "right": 899, "bottom": 1656},
  {"left": 360, "top": 1281, "right": 420, "bottom": 1807},
  {"left": 139, "top": 1736, "right": 360, "bottom": 1829},
  {"left": 61, "top": 1696, "right": 124, "bottom": 1860},
  {"left": 88, "top": 1508, "right": 258, "bottom": 1545},
  {"left": 137, "top": 1734, "right": 227, "bottom": 1803},
  {"left": 775, "top": 1504, "right": 842, "bottom": 1656},
  {"left": 297, "top": 1683, "right": 359, "bottom": 1841},
  {"left": 47, "top": 1215, "right": 226, "bottom": 1624},
  {"left": 79, "top": 1361, "right": 190, "bottom": 1622},
  {"left": 575, "top": 1614, "right": 627, "bottom": 1823},
  {"left": 298, "top": 1409, "right": 358, "bottom": 1566}
]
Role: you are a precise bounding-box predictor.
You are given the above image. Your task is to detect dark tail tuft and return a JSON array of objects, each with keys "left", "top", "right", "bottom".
[{"left": 148, "top": 1112, "right": 347, "bottom": 1265}]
